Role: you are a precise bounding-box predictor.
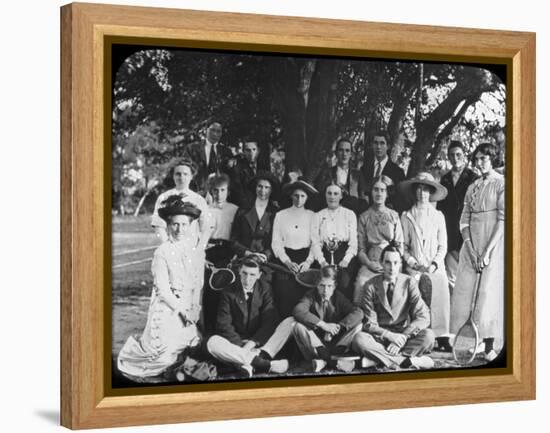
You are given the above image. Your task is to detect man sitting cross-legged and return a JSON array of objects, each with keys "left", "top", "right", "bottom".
[
  {"left": 293, "top": 265, "right": 364, "bottom": 373},
  {"left": 352, "top": 242, "right": 435, "bottom": 370},
  {"left": 206, "top": 259, "right": 295, "bottom": 377}
]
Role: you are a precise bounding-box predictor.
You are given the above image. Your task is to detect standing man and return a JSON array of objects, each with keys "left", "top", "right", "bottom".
[
  {"left": 352, "top": 243, "right": 435, "bottom": 370},
  {"left": 360, "top": 131, "right": 406, "bottom": 212},
  {"left": 437, "top": 141, "right": 477, "bottom": 290},
  {"left": 230, "top": 140, "right": 264, "bottom": 207},
  {"left": 206, "top": 259, "right": 295, "bottom": 377},
  {"left": 184, "top": 121, "right": 234, "bottom": 197},
  {"left": 314, "top": 138, "right": 368, "bottom": 214}
]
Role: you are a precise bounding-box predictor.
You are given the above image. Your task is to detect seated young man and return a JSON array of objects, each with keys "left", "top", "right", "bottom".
[
  {"left": 206, "top": 259, "right": 295, "bottom": 377},
  {"left": 352, "top": 243, "right": 435, "bottom": 370},
  {"left": 293, "top": 266, "right": 364, "bottom": 373}
]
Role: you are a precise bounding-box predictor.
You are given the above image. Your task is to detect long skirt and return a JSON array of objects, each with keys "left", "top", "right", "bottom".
[
  {"left": 117, "top": 294, "right": 201, "bottom": 379},
  {"left": 406, "top": 268, "right": 450, "bottom": 337},
  {"left": 321, "top": 242, "right": 358, "bottom": 301},
  {"left": 450, "top": 210, "right": 504, "bottom": 344},
  {"left": 273, "top": 247, "right": 311, "bottom": 318}
]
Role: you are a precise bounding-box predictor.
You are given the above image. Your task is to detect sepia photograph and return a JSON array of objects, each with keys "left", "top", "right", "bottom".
[{"left": 110, "top": 45, "right": 507, "bottom": 387}]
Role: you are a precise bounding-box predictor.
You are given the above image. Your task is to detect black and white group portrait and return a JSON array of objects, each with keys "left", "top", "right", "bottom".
[{"left": 111, "top": 45, "right": 507, "bottom": 386}]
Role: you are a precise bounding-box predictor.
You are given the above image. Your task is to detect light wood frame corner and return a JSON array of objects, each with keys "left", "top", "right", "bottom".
[{"left": 61, "top": 2, "right": 536, "bottom": 429}]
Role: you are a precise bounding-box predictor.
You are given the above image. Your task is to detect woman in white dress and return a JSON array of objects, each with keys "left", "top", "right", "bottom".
[
  {"left": 450, "top": 143, "right": 505, "bottom": 362},
  {"left": 272, "top": 179, "right": 318, "bottom": 317},
  {"left": 399, "top": 172, "right": 451, "bottom": 350},
  {"left": 151, "top": 158, "right": 211, "bottom": 249},
  {"left": 353, "top": 176, "right": 404, "bottom": 303},
  {"left": 311, "top": 182, "right": 358, "bottom": 300},
  {"left": 117, "top": 196, "right": 205, "bottom": 379}
]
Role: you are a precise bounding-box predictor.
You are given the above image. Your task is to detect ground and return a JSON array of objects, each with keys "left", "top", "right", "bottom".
[{"left": 111, "top": 215, "right": 500, "bottom": 387}]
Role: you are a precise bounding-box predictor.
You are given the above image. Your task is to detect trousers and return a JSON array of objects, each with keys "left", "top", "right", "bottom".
[
  {"left": 206, "top": 317, "right": 296, "bottom": 367},
  {"left": 293, "top": 322, "right": 362, "bottom": 360},
  {"left": 352, "top": 328, "right": 435, "bottom": 367}
]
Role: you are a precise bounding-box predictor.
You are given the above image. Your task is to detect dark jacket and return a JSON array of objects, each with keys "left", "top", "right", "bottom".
[
  {"left": 183, "top": 140, "right": 234, "bottom": 195},
  {"left": 437, "top": 168, "right": 478, "bottom": 251},
  {"left": 314, "top": 165, "right": 369, "bottom": 214},
  {"left": 361, "top": 158, "right": 406, "bottom": 212},
  {"left": 293, "top": 289, "right": 363, "bottom": 332},
  {"left": 230, "top": 201, "right": 279, "bottom": 260},
  {"left": 215, "top": 279, "right": 279, "bottom": 347},
  {"left": 229, "top": 158, "right": 268, "bottom": 207}
]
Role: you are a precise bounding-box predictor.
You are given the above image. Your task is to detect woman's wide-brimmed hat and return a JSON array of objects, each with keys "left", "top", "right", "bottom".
[
  {"left": 282, "top": 179, "right": 318, "bottom": 197},
  {"left": 397, "top": 171, "right": 448, "bottom": 202},
  {"left": 248, "top": 170, "right": 280, "bottom": 191},
  {"left": 157, "top": 194, "right": 202, "bottom": 222}
]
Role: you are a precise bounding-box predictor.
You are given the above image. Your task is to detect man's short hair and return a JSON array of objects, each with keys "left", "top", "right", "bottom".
[
  {"left": 448, "top": 140, "right": 465, "bottom": 153},
  {"left": 319, "top": 265, "right": 338, "bottom": 282},
  {"left": 335, "top": 138, "right": 352, "bottom": 151},
  {"left": 380, "top": 241, "right": 403, "bottom": 262},
  {"left": 372, "top": 130, "right": 390, "bottom": 144},
  {"left": 240, "top": 258, "right": 260, "bottom": 270}
]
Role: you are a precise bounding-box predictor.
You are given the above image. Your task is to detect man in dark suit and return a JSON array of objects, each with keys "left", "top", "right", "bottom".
[
  {"left": 293, "top": 266, "right": 364, "bottom": 372},
  {"left": 352, "top": 243, "right": 435, "bottom": 369},
  {"left": 183, "top": 122, "right": 235, "bottom": 196},
  {"left": 206, "top": 259, "right": 295, "bottom": 376},
  {"left": 360, "top": 131, "right": 406, "bottom": 212},
  {"left": 229, "top": 140, "right": 266, "bottom": 207},
  {"left": 437, "top": 141, "right": 477, "bottom": 290},
  {"left": 314, "top": 138, "right": 368, "bottom": 214}
]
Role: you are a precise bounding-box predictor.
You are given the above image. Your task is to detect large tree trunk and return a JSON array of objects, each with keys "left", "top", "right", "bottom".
[{"left": 270, "top": 59, "right": 339, "bottom": 182}]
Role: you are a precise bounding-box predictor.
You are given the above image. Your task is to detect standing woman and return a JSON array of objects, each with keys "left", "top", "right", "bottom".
[
  {"left": 311, "top": 182, "right": 358, "bottom": 301},
  {"left": 151, "top": 158, "right": 212, "bottom": 250},
  {"left": 117, "top": 196, "right": 204, "bottom": 379},
  {"left": 231, "top": 171, "right": 280, "bottom": 264},
  {"left": 450, "top": 143, "right": 505, "bottom": 362},
  {"left": 353, "top": 176, "right": 404, "bottom": 303},
  {"left": 271, "top": 180, "right": 318, "bottom": 317},
  {"left": 399, "top": 172, "right": 451, "bottom": 349}
]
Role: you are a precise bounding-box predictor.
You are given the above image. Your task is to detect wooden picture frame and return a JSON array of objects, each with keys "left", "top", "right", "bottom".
[{"left": 61, "top": 2, "right": 536, "bottom": 429}]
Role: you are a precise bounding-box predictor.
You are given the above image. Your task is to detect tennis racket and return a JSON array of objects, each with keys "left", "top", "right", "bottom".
[
  {"left": 205, "top": 261, "right": 236, "bottom": 291},
  {"left": 452, "top": 271, "right": 483, "bottom": 365}
]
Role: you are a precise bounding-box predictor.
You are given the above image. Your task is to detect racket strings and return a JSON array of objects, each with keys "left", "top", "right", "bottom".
[{"left": 453, "top": 323, "right": 478, "bottom": 365}]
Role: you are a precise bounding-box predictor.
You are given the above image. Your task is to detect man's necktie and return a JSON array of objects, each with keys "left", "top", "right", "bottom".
[
  {"left": 209, "top": 146, "right": 218, "bottom": 173},
  {"left": 374, "top": 162, "right": 382, "bottom": 178},
  {"left": 321, "top": 299, "right": 329, "bottom": 321},
  {"left": 387, "top": 282, "right": 395, "bottom": 306}
]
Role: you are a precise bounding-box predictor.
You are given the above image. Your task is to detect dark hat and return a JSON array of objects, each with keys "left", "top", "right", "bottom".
[
  {"left": 248, "top": 171, "right": 280, "bottom": 191},
  {"left": 295, "top": 269, "right": 322, "bottom": 288},
  {"left": 282, "top": 179, "right": 318, "bottom": 196},
  {"left": 157, "top": 194, "right": 202, "bottom": 222},
  {"left": 397, "top": 171, "right": 448, "bottom": 202}
]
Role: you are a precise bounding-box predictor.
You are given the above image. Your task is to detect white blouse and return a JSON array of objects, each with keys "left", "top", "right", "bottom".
[
  {"left": 272, "top": 207, "right": 315, "bottom": 264},
  {"left": 209, "top": 201, "right": 238, "bottom": 240},
  {"left": 311, "top": 206, "right": 358, "bottom": 265}
]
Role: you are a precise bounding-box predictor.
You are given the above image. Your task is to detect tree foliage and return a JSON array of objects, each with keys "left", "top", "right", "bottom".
[{"left": 112, "top": 48, "right": 505, "bottom": 213}]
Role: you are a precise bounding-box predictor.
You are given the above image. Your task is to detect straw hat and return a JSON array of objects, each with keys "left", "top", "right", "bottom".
[
  {"left": 398, "top": 172, "right": 448, "bottom": 202},
  {"left": 282, "top": 179, "right": 318, "bottom": 196}
]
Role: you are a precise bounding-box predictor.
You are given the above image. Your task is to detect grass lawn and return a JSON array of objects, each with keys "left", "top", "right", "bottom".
[{"left": 111, "top": 215, "right": 504, "bottom": 386}]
